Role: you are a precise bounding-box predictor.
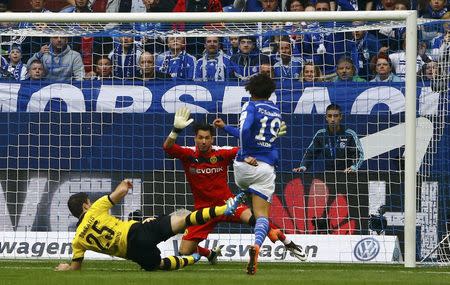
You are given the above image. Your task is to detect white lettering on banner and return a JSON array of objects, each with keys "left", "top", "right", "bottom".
[
  {"left": 221, "top": 86, "right": 277, "bottom": 114},
  {"left": 293, "top": 87, "right": 331, "bottom": 114},
  {"left": 0, "top": 83, "right": 19, "bottom": 112},
  {"left": 368, "top": 181, "right": 438, "bottom": 259},
  {"left": 0, "top": 178, "right": 47, "bottom": 231},
  {"left": 49, "top": 177, "right": 142, "bottom": 231},
  {"left": 0, "top": 174, "right": 141, "bottom": 232},
  {"left": 351, "top": 86, "right": 404, "bottom": 114},
  {"left": 418, "top": 86, "right": 440, "bottom": 116},
  {"left": 161, "top": 85, "right": 211, "bottom": 113},
  {"left": 96, "top": 85, "right": 153, "bottom": 113},
  {"left": 0, "top": 83, "right": 442, "bottom": 115},
  {"left": 222, "top": 86, "right": 249, "bottom": 114},
  {"left": 27, "top": 84, "right": 86, "bottom": 112},
  {"left": 0, "top": 233, "right": 401, "bottom": 262}
]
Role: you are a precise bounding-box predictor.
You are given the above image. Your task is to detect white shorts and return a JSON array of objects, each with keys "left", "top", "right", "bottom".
[{"left": 233, "top": 160, "right": 276, "bottom": 203}]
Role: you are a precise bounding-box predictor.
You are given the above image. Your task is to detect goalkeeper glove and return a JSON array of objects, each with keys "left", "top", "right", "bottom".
[
  {"left": 277, "top": 121, "right": 287, "bottom": 137},
  {"left": 169, "top": 107, "right": 194, "bottom": 140}
]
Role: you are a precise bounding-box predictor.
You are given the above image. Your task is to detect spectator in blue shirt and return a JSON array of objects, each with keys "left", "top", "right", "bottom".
[
  {"left": 108, "top": 36, "right": 142, "bottom": 79},
  {"left": 155, "top": 36, "right": 196, "bottom": 80},
  {"left": 350, "top": 25, "right": 386, "bottom": 81},
  {"left": 195, "top": 36, "right": 231, "bottom": 81},
  {"left": 273, "top": 39, "right": 302, "bottom": 80},
  {"left": 230, "top": 36, "right": 267, "bottom": 81},
  {"left": 1, "top": 45, "right": 27, "bottom": 81}
]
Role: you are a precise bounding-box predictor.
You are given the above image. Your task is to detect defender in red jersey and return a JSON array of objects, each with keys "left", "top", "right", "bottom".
[{"left": 163, "top": 107, "right": 307, "bottom": 263}]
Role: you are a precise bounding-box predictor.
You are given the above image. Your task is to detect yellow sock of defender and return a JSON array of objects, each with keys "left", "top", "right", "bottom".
[
  {"left": 185, "top": 205, "right": 226, "bottom": 226},
  {"left": 160, "top": 256, "right": 195, "bottom": 270}
]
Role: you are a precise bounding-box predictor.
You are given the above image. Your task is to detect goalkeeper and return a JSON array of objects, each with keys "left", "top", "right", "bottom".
[
  {"left": 293, "top": 103, "right": 364, "bottom": 173},
  {"left": 163, "top": 107, "right": 306, "bottom": 264},
  {"left": 55, "top": 179, "right": 243, "bottom": 271}
]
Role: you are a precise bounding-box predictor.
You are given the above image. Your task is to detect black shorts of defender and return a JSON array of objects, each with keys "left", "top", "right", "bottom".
[{"left": 126, "top": 215, "right": 174, "bottom": 271}]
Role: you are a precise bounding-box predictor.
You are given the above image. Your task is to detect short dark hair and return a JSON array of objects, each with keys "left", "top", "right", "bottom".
[
  {"left": 29, "top": 59, "right": 43, "bottom": 67},
  {"left": 326, "top": 103, "right": 342, "bottom": 113},
  {"left": 68, "top": 192, "right": 89, "bottom": 218},
  {"left": 238, "top": 36, "right": 256, "bottom": 44},
  {"left": 193, "top": 122, "right": 214, "bottom": 136},
  {"left": 245, "top": 73, "right": 276, "bottom": 100}
]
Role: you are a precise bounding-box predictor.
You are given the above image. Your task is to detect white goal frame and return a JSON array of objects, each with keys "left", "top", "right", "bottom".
[{"left": 0, "top": 10, "right": 418, "bottom": 267}]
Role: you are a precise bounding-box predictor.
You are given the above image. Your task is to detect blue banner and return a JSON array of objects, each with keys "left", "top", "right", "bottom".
[
  {"left": 0, "top": 80, "right": 444, "bottom": 172},
  {"left": 2, "top": 80, "right": 439, "bottom": 115}
]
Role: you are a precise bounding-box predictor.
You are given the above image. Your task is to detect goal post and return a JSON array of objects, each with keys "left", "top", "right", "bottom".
[{"left": 0, "top": 11, "right": 421, "bottom": 266}]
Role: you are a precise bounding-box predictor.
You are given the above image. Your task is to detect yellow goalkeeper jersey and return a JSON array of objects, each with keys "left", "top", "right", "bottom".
[{"left": 71, "top": 195, "right": 137, "bottom": 261}]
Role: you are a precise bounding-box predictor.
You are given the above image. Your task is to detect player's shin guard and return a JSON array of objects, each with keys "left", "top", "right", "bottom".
[
  {"left": 185, "top": 206, "right": 224, "bottom": 227},
  {"left": 160, "top": 255, "right": 196, "bottom": 270}
]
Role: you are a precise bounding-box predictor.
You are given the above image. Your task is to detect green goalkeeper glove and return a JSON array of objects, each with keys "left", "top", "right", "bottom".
[
  {"left": 277, "top": 121, "right": 287, "bottom": 137},
  {"left": 169, "top": 107, "right": 194, "bottom": 140}
]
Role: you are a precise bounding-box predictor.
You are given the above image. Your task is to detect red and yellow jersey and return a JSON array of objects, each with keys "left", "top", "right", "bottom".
[
  {"left": 71, "top": 195, "right": 137, "bottom": 261},
  {"left": 164, "top": 143, "right": 239, "bottom": 209}
]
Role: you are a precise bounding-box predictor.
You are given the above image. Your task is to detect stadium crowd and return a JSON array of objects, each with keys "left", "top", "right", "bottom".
[{"left": 0, "top": 0, "right": 447, "bottom": 83}]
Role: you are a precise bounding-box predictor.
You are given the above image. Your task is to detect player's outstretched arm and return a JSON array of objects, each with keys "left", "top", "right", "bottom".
[
  {"left": 109, "top": 179, "right": 133, "bottom": 205},
  {"left": 214, "top": 117, "right": 241, "bottom": 138},
  {"left": 163, "top": 107, "right": 194, "bottom": 149},
  {"left": 54, "top": 260, "right": 81, "bottom": 271}
]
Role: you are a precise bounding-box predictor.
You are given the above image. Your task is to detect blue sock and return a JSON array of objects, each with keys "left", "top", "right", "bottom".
[{"left": 254, "top": 217, "right": 269, "bottom": 247}]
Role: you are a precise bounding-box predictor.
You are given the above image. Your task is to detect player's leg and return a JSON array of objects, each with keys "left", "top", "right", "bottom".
[
  {"left": 233, "top": 161, "right": 276, "bottom": 275},
  {"left": 180, "top": 221, "right": 222, "bottom": 264},
  {"left": 179, "top": 239, "right": 201, "bottom": 255},
  {"left": 242, "top": 207, "right": 307, "bottom": 261},
  {"left": 159, "top": 253, "right": 201, "bottom": 270},
  {"left": 170, "top": 194, "right": 244, "bottom": 234}
]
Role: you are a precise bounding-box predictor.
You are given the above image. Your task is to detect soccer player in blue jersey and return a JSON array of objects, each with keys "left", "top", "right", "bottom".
[
  {"left": 214, "top": 73, "right": 287, "bottom": 275},
  {"left": 293, "top": 103, "right": 364, "bottom": 173}
]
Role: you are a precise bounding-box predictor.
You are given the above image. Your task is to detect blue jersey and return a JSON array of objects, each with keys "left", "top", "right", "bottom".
[{"left": 224, "top": 100, "right": 282, "bottom": 166}]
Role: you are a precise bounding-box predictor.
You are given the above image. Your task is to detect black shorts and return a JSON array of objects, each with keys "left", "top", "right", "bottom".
[{"left": 126, "top": 215, "right": 174, "bottom": 271}]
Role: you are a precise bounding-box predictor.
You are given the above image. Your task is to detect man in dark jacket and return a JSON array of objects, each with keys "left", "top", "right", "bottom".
[{"left": 293, "top": 104, "right": 364, "bottom": 173}]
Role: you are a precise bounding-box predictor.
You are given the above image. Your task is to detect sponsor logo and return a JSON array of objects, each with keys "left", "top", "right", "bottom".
[
  {"left": 354, "top": 238, "right": 380, "bottom": 261},
  {"left": 189, "top": 167, "right": 224, "bottom": 174},
  {"left": 172, "top": 239, "right": 317, "bottom": 260},
  {"left": 0, "top": 241, "right": 73, "bottom": 257}
]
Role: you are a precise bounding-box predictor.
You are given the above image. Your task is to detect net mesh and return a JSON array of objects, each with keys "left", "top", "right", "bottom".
[{"left": 0, "top": 15, "right": 447, "bottom": 264}]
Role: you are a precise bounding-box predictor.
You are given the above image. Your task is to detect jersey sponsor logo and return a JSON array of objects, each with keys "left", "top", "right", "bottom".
[
  {"left": 189, "top": 166, "right": 224, "bottom": 174},
  {"left": 353, "top": 237, "right": 380, "bottom": 261}
]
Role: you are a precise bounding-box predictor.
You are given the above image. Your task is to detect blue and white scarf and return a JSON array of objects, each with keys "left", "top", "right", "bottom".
[
  {"left": 1, "top": 58, "right": 24, "bottom": 81},
  {"left": 112, "top": 40, "right": 140, "bottom": 78},
  {"left": 200, "top": 50, "right": 225, "bottom": 81}
]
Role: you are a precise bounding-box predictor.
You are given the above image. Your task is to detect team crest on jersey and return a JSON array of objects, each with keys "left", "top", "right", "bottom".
[{"left": 210, "top": 156, "right": 218, "bottom": 164}]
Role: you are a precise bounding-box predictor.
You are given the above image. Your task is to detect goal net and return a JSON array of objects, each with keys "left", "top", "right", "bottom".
[{"left": 0, "top": 11, "right": 442, "bottom": 266}]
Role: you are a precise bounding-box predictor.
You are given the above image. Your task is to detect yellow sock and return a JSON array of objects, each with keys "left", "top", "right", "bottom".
[
  {"left": 185, "top": 205, "right": 226, "bottom": 226},
  {"left": 160, "top": 256, "right": 195, "bottom": 270}
]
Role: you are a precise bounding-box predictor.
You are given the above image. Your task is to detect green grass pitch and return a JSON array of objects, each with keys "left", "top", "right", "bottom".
[{"left": 1, "top": 260, "right": 450, "bottom": 285}]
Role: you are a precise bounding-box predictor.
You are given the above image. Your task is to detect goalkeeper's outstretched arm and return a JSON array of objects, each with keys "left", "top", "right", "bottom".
[{"left": 163, "top": 107, "right": 194, "bottom": 149}]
